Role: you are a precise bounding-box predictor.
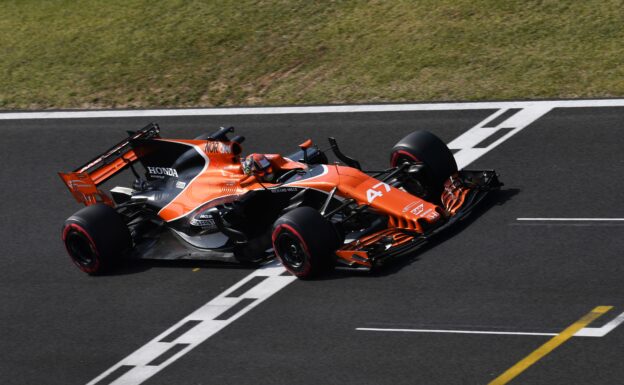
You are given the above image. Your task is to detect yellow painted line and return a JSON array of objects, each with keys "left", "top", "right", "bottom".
[
  {"left": 192, "top": 268, "right": 200, "bottom": 272},
  {"left": 488, "top": 306, "right": 612, "bottom": 385}
]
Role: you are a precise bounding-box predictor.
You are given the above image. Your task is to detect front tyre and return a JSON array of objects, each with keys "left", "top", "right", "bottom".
[
  {"left": 62, "top": 204, "right": 131, "bottom": 275},
  {"left": 272, "top": 207, "right": 341, "bottom": 279},
  {"left": 390, "top": 130, "right": 458, "bottom": 201}
]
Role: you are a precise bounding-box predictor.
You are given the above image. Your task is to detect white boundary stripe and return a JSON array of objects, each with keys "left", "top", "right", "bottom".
[
  {"left": 447, "top": 108, "right": 511, "bottom": 149},
  {"left": 451, "top": 105, "right": 551, "bottom": 168},
  {"left": 86, "top": 261, "right": 296, "bottom": 385},
  {"left": 517, "top": 218, "right": 624, "bottom": 221},
  {"left": 2, "top": 98, "right": 624, "bottom": 120},
  {"left": 575, "top": 311, "right": 624, "bottom": 337},
  {"left": 356, "top": 328, "right": 558, "bottom": 337},
  {"left": 357, "top": 311, "right": 624, "bottom": 338},
  {"left": 85, "top": 106, "right": 546, "bottom": 385}
]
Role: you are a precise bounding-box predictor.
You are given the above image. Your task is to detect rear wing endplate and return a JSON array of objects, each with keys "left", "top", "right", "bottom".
[{"left": 59, "top": 123, "right": 160, "bottom": 206}]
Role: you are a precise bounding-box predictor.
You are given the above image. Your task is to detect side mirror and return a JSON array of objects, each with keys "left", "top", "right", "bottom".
[
  {"left": 299, "top": 139, "right": 313, "bottom": 150},
  {"left": 298, "top": 139, "right": 313, "bottom": 163}
]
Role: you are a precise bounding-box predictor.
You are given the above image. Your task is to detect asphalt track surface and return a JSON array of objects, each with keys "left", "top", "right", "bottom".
[{"left": 1, "top": 103, "right": 623, "bottom": 385}]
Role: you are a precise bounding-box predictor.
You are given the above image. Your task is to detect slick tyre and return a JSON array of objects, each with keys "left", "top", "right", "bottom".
[
  {"left": 62, "top": 204, "right": 131, "bottom": 275},
  {"left": 272, "top": 207, "right": 341, "bottom": 279},
  {"left": 390, "top": 130, "right": 458, "bottom": 201}
]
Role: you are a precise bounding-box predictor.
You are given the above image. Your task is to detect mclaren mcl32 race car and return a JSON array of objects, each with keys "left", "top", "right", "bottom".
[{"left": 59, "top": 123, "right": 500, "bottom": 278}]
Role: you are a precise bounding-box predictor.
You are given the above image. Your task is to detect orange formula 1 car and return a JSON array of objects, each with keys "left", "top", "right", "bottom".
[{"left": 59, "top": 124, "right": 500, "bottom": 278}]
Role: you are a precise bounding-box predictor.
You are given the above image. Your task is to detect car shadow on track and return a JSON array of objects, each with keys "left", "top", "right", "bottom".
[
  {"left": 108, "top": 258, "right": 262, "bottom": 276},
  {"left": 317, "top": 187, "right": 521, "bottom": 281}
]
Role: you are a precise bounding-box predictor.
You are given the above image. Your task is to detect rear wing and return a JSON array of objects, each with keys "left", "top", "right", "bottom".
[{"left": 59, "top": 123, "right": 160, "bottom": 206}]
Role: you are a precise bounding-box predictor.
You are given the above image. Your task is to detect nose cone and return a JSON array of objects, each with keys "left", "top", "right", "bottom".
[{"left": 334, "top": 166, "right": 442, "bottom": 232}]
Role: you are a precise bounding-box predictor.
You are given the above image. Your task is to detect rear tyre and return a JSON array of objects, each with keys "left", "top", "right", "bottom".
[
  {"left": 390, "top": 130, "right": 458, "bottom": 201},
  {"left": 62, "top": 204, "right": 131, "bottom": 275},
  {"left": 272, "top": 207, "right": 341, "bottom": 279}
]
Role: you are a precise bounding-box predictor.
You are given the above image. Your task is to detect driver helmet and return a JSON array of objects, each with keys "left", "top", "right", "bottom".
[{"left": 243, "top": 154, "right": 274, "bottom": 182}]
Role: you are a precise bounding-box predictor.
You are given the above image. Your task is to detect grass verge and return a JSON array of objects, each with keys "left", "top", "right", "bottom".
[{"left": 1, "top": 0, "right": 623, "bottom": 109}]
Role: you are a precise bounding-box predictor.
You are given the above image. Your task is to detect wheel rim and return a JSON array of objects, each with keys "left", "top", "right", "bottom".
[
  {"left": 65, "top": 229, "right": 98, "bottom": 269},
  {"left": 276, "top": 232, "right": 307, "bottom": 270},
  {"left": 396, "top": 155, "right": 415, "bottom": 167},
  {"left": 395, "top": 155, "right": 429, "bottom": 198}
]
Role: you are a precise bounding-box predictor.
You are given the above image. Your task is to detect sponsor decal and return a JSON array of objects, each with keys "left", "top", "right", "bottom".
[
  {"left": 147, "top": 166, "right": 178, "bottom": 178},
  {"left": 221, "top": 182, "right": 237, "bottom": 193},
  {"left": 175, "top": 181, "right": 187, "bottom": 189},
  {"left": 205, "top": 142, "right": 232, "bottom": 154},
  {"left": 271, "top": 187, "right": 298, "bottom": 193},
  {"left": 68, "top": 180, "right": 93, "bottom": 189},
  {"left": 402, "top": 201, "right": 419, "bottom": 213},
  {"left": 190, "top": 213, "right": 217, "bottom": 229},
  {"left": 403, "top": 202, "right": 425, "bottom": 215},
  {"left": 421, "top": 208, "right": 439, "bottom": 220},
  {"left": 190, "top": 210, "right": 220, "bottom": 229},
  {"left": 411, "top": 203, "right": 424, "bottom": 216}
]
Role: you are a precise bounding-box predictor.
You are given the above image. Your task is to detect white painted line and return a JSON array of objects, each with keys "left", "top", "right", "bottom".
[
  {"left": 357, "top": 310, "right": 624, "bottom": 339},
  {"left": 86, "top": 260, "right": 296, "bottom": 385},
  {"left": 2, "top": 98, "right": 624, "bottom": 120},
  {"left": 575, "top": 311, "right": 624, "bottom": 337},
  {"left": 356, "top": 328, "right": 557, "bottom": 336},
  {"left": 517, "top": 218, "right": 624, "bottom": 221},
  {"left": 447, "top": 108, "right": 510, "bottom": 149},
  {"left": 85, "top": 108, "right": 538, "bottom": 385},
  {"left": 451, "top": 105, "right": 552, "bottom": 167},
  {"left": 452, "top": 148, "right": 489, "bottom": 169},
  {"left": 448, "top": 127, "right": 502, "bottom": 150}
]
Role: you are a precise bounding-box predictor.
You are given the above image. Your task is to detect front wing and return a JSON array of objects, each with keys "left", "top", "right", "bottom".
[{"left": 334, "top": 169, "right": 502, "bottom": 270}]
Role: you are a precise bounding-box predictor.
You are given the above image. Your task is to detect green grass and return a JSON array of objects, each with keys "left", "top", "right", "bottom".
[{"left": 1, "top": 0, "right": 623, "bottom": 109}]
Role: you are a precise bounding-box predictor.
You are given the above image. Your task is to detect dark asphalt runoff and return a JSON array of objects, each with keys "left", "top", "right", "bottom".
[{"left": 1, "top": 105, "right": 623, "bottom": 385}]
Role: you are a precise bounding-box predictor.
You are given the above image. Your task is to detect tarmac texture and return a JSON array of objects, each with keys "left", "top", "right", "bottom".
[{"left": 1, "top": 104, "right": 622, "bottom": 385}]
